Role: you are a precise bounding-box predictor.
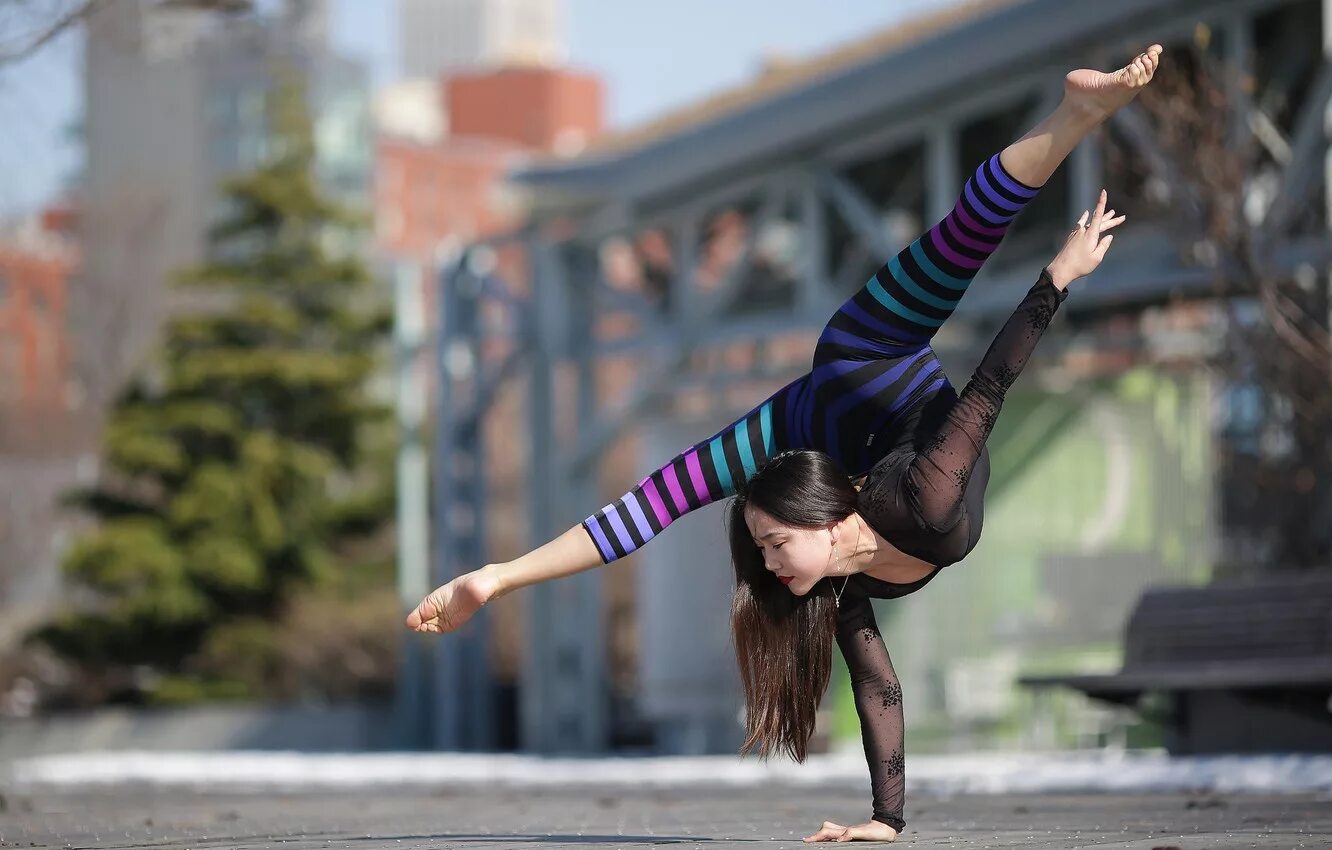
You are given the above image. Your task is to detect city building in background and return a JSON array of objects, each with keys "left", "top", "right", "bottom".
[
  {"left": 374, "top": 4, "right": 602, "bottom": 749},
  {"left": 0, "top": 208, "right": 74, "bottom": 415},
  {"left": 0, "top": 204, "right": 80, "bottom": 651},
  {"left": 399, "top": 0, "right": 566, "bottom": 80},
  {"left": 374, "top": 66, "right": 601, "bottom": 263},
  {"left": 76, "top": 0, "right": 371, "bottom": 410}
]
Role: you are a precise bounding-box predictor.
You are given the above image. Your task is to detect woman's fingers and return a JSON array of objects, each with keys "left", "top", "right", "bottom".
[
  {"left": 405, "top": 597, "right": 434, "bottom": 630},
  {"left": 1094, "top": 233, "right": 1115, "bottom": 259},
  {"left": 1090, "top": 189, "right": 1107, "bottom": 229},
  {"left": 1101, "top": 215, "right": 1127, "bottom": 231},
  {"left": 804, "top": 822, "right": 848, "bottom": 842},
  {"left": 1077, "top": 209, "right": 1089, "bottom": 228},
  {"left": 406, "top": 587, "right": 449, "bottom": 631}
]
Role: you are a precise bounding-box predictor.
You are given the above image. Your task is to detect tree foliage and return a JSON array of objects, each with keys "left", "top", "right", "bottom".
[{"left": 32, "top": 75, "right": 395, "bottom": 703}]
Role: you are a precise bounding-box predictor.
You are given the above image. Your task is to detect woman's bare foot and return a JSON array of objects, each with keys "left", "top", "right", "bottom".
[{"left": 1063, "top": 44, "right": 1163, "bottom": 121}]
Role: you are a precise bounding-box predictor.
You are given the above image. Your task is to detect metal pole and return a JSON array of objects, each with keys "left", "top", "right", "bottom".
[
  {"left": 523, "top": 239, "right": 608, "bottom": 752},
  {"left": 393, "top": 260, "right": 431, "bottom": 749},
  {"left": 458, "top": 249, "right": 495, "bottom": 751},
  {"left": 431, "top": 249, "right": 463, "bottom": 750},
  {"left": 927, "top": 121, "right": 959, "bottom": 224},
  {"left": 523, "top": 233, "right": 559, "bottom": 752}
]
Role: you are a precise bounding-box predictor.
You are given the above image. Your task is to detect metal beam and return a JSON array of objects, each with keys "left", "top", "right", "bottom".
[
  {"left": 1263, "top": 59, "right": 1332, "bottom": 234},
  {"left": 817, "top": 167, "right": 895, "bottom": 260},
  {"left": 564, "top": 184, "right": 788, "bottom": 477}
]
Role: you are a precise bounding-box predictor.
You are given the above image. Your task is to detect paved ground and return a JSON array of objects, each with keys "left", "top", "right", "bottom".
[{"left": 1, "top": 786, "right": 1329, "bottom": 849}]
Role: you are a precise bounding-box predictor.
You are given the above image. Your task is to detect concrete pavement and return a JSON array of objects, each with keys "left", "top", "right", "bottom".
[{"left": 2, "top": 785, "right": 1329, "bottom": 849}]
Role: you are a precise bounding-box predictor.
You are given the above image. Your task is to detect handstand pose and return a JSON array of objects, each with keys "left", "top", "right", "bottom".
[{"left": 409, "top": 44, "right": 1163, "bottom": 844}]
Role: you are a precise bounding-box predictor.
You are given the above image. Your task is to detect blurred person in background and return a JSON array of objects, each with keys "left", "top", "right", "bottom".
[{"left": 410, "top": 44, "right": 1163, "bottom": 844}]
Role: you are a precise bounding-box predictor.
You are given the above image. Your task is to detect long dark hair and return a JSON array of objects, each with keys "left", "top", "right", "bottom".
[{"left": 728, "top": 448, "right": 860, "bottom": 763}]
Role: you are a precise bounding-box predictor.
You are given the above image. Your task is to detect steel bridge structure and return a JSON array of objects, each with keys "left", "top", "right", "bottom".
[{"left": 402, "top": 0, "right": 1332, "bottom": 752}]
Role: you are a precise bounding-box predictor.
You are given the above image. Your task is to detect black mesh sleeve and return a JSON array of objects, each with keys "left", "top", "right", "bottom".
[{"left": 835, "top": 587, "right": 907, "bottom": 832}]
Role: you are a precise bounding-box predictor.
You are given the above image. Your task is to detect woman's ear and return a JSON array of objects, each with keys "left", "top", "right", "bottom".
[{"left": 828, "top": 512, "right": 857, "bottom": 546}]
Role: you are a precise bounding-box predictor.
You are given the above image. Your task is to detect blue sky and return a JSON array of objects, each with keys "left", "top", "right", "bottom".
[{"left": 0, "top": 0, "right": 951, "bottom": 215}]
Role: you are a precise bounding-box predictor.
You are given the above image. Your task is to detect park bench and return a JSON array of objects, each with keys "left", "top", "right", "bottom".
[{"left": 1020, "top": 572, "right": 1332, "bottom": 752}]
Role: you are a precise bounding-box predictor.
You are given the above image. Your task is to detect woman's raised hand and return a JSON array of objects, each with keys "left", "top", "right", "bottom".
[
  {"left": 1044, "top": 188, "right": 1125, "bottom": 290},
  {"left": 405, "top": 567, "right": 501, "bottom": 633}
]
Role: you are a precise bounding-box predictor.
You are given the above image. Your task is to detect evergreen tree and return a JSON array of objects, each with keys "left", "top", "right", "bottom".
[{"left": 34, "top": 76, "right": 396, "bottom": 704}]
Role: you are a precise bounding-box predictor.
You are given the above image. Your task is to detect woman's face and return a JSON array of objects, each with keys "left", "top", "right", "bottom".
[{"left": 743, "top": 504, "right": 834, "bottom": 596}]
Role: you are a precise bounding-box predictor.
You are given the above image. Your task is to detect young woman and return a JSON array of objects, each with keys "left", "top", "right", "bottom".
[{"left": 409, "top": 44, "right": 1163, "bottom": 844}]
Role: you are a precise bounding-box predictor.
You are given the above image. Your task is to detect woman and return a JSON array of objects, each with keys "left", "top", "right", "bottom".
[
  {"left": 409, "top": 44, "right": 1163, "bottom": 843},
  {"left": 732, "top": 190, "right": 1112, "bottom": 839}
]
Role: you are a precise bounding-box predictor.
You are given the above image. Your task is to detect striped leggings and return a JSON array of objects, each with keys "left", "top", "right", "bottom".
[{"left": 581, "top": 153, "right": 1041, "bottom": 563}]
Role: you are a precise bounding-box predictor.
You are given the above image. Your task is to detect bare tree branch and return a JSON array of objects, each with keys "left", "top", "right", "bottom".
[
  {"left": 0, "top": 0, "right": 97, "bottom": 65},
  {"left": 0, "top": 0, "right": 255, "bottom": 65},
  {"left": 1129, "top": 40, "right": 1332, "bottom": 570}
]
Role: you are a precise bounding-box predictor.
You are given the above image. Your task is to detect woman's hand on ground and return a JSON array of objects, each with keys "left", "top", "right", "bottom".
[
  {"left": 803, "top": 819, "right": 899, "bottom": 842},
  {"left": 405, "top": 566, "right": 501, "bottom": 634},
  {"left": 1044, "top": 188, "right": 1125, "bottom": 290}
]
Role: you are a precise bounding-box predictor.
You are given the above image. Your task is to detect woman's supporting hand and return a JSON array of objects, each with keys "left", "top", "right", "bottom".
[
  {"left": 405, "top": 566, "right": 501, "bottom": 634},
  {"left": 803, "top": 819, "right": 899, "bottom": 843},
  {"left": 1044, "top": 188, "right": 1126, "bottom": 290}
]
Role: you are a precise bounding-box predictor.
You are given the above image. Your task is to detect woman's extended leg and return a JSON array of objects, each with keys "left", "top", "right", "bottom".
[{"left": 816, "top": 44, "right": 1162, "bottom": 356}]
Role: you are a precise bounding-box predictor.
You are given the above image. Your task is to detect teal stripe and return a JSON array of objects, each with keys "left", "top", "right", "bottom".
[
  {"left": 759, "top": 401, "right": 774, "bottom": 455},
  {"left": 734, "top": 420, "right": 756, "bottom": 478},
  {"left": 867, "top": 275, "right": 945, "bottom": 328},
  {"left": 709, "top": 439, "right": 733, "bottom": 494},
  {"left": 888, "top": 256, "right": 962, "bottom": 310},
  {"left": 909, "top": 240, "right": 971, "bottom": 290}
]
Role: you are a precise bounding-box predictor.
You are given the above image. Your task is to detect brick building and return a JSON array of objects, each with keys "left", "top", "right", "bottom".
[
  {"left": 374, "top": 66, "right": 603, "bottom": 263},
  {"left": 0, "top": 209, "right": 75, "bottom": 421},
  {"left": 0, "top": 206, "right": 82, "bottom": 650}
]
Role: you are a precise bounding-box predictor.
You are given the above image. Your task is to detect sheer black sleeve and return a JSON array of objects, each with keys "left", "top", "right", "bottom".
[
  {"left": 835, "top": 587, "right": 907, "bottom": 832},
  {"left": 903, "top": 269, "right": 1069, "bottom": 533}
]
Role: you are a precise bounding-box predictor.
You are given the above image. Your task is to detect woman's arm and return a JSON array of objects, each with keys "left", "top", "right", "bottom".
[
  {"left": 407, "top": 375, "right": 810, "bottom": 633},
  {"left": 835, "top": 589, "right": 907, "bottom": 833},
  {"left": 405, "top": 525, "right": 600, "bottom": 633},
  {"left": 902, "top": 191, "right": 1123, "bottom": 533},
  {"left": 579, "top": 375, "right": 806, "bottom": 563}
]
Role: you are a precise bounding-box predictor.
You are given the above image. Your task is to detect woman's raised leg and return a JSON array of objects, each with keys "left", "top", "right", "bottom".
[{"left": 816, "top": 44, "right": 1162, "bottom": 357}]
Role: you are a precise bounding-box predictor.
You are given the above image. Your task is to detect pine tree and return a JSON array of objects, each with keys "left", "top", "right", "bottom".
[{"left": 34, "top": 75, "right": 396, "bottom": 704}]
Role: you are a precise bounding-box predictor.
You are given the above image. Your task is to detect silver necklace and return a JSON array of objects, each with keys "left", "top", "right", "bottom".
[
  {"left": 832, "top": 574, "right": 850, "bottom": 608},
  {"left": 830, "top": 542, "right": 851, "bottom": 608}
]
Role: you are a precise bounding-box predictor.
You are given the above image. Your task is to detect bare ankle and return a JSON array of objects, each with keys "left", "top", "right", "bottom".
[{"left": 1056, "top": 95, "right": 1112, "bottom": 127}]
